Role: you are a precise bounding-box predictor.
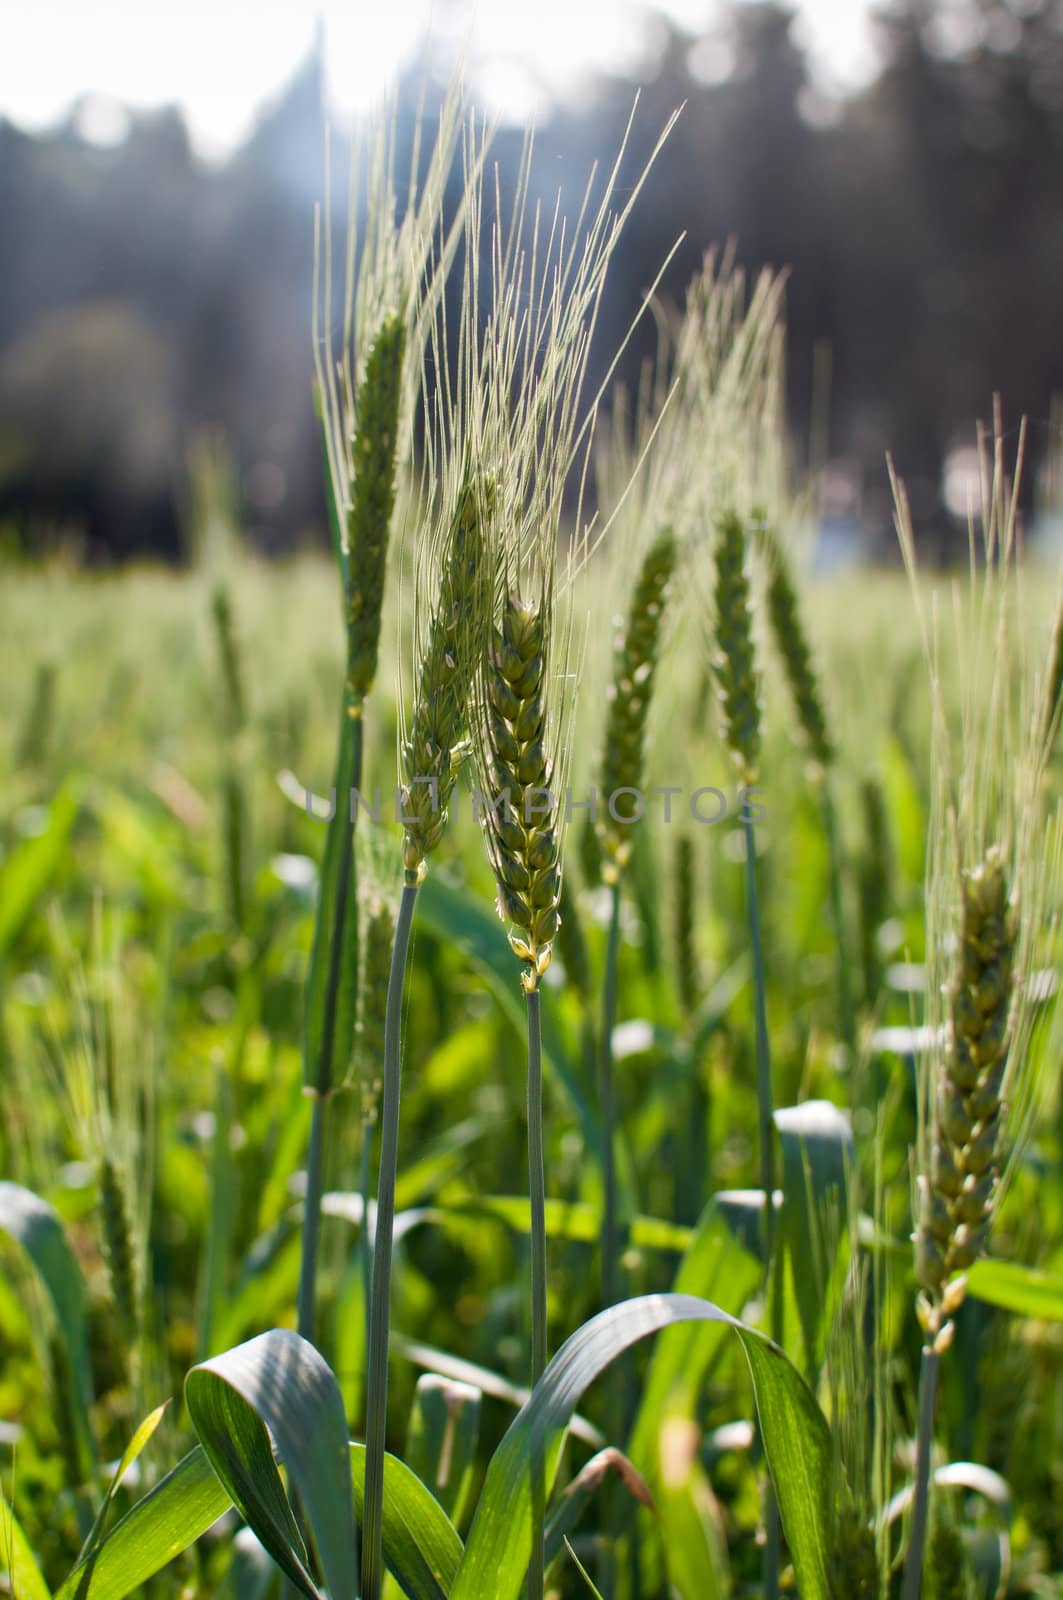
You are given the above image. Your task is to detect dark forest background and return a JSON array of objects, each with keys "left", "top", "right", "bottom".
[{"left": 2, "top": 0, "right": 1062, "bottom": 564}]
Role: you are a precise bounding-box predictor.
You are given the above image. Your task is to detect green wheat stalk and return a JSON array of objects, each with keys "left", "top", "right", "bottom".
[
  {"left": 361, "top": 471, "right": 494, "bottom": 1600},
  {"left": 301, "top": 78, "right": 465, "bottom": 1358}
]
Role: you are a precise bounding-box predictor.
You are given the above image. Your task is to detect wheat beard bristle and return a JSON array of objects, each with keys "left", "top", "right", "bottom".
[
  {"left": 916, "top": 848, "right": 1015, "bottom": 1337},
  {"left": 484, "top": 593, "right": 561, "bottom": 991}
]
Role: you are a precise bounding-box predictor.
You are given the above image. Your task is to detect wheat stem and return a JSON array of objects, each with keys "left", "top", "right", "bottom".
[
  {"left": 526, "top": 984, "right": 547, "bottom": 1600},
  {"left": 600, "top": 878, "right": 622, "bottom": 1312},
  {"left": 743, "top": 805, "right": 780, "bottom": 1600},
  {"left": 743, "top": 810, "right": 775, "bottom": 1259},
  {"left": 297, "top": 712, "right": 362, "bottom": 1347},
  {"left": 362, "top": 878, "right": 419, "bottom": 1600},
  {"left": 821, "top": 779, "right": 856, "bottom": 1057},
  {"left": 296, "top": 1089, "right": 330, "bottom": 1346},
  {"left": 902, "top": 1346, "right": 940, "bottom": 1600},
  {"left": 359, "top": 1114, "right": 374, "bottom": 1366}
]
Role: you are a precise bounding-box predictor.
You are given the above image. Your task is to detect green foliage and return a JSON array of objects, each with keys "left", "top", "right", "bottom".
[{"left": 185, "top": 1329, "right": 358, "bottom": 1600}]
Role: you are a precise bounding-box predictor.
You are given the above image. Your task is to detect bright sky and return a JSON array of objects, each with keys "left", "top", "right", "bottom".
[{"left": 4, "top": 0, "right": 878, "bottom": 159}]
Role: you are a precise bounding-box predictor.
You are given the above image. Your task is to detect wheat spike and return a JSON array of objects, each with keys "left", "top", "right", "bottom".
[
  {"left": 399, "top": 472, "right": 494, "bottom": 882},
  {"left": 211, "top": 584, "right": 246, "bottom": 731},
  {"left": 758, "top": 524, "right": 833, "bottom": 769},
  {"left": 712, "top": 510, "right": 761, "bottom": 784},
  {"left": 916, "top": 848, "right": 1015, "bottom": 1335},
  {"left": 597, "top": 527, "right": 677, "bottom": 878},
  {"left": 345, "top": 313, "right": 406, "bottom": 707},
  {"left": 479, "top": 593, "right": 561, "bottom": 991},
  {"left": 673, "top": 833, "right": 700, "bottom": 1014},
  {"left": 99, "top": 1153, "right": 138, "bottom": 1348}
]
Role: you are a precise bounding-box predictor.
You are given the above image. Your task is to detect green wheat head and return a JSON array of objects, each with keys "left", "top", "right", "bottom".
[
  {"left": 758, "top": 522, "right": 833, "bottom": 769},
  {"left": 479, "top": 590, "right": 562, "bottom": 990},
  {"left": 211, "top": 583, "right": 246, "bottom": 733},
  {"left": 673, "top": 832, "right": 699, "bottom": 1014},
  {"left": 712, "top": 509, "right": 761, "bottom": 785},
  {"left": 916, "top": 849, "right": 1015, "bottom": 1335},
  {"left": 896, "top": 418, "right": 1059, "bottom": 1349},
  {"left": 399, "top": 471, "right": 495, "bottom": 882},
  {"left": 345, "top": 312, "right": 406, "bottom": 707},
  {"left": 597, "top": 527, "right": 677, "bottom": 879}
]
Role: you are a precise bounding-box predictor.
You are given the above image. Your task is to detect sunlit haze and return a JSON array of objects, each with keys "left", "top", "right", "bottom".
[{"left": 5, "top": 0, "right": 877, "bottom": 158}]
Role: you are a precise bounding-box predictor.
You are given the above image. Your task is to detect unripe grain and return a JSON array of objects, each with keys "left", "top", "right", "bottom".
[
  {"left": 481, "top": 594, "right": 561, "bottom": 990},
  {"left": 759, "top": 526, "right": 833, "bottom": 768},
  {"left": 712, "top": 510, "right": 761, "bottom": 784},
  {"left": 674, "top": 832, "right": 699, "bottom": 1014},
  {"left": 345, "top": 313, "right": 406, "bottom": 707},
  {"left": 400, "top": 473, "right": 493, "bottom": 880},
  {"left": 598, "top": 528, "right": 677, "bottom": 877},
  {"left": 916, "top": 849, "right": 1015, "bottom": 1333},
  {"left": 98, "top": 1154, "right": 138, "bottom": 1349}
]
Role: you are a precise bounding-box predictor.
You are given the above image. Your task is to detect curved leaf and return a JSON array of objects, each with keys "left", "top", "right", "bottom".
[
  {"left": 451, "top": 1293, "right": 832, "bottom": 1600},
  {"left": 543, "top": 1449, "right": 653, "bottom": 1570},
  {"left": 2, "top": 1486, "right": 52, "bottom": 1600},
  {"left": 55, "top": 1448, "right": 228, "bottom": 1600},
  {"left": 0, "top": 1181, "right": 95, "bottom": 1473},
  {"left": 186, "top": 1329, "right": 357, "bottom": 1600},
  {"left": 78, "top": 1402, "right": 170, "bottom": 1564},
  {"left": 349, "top": 1443, "right": 463, "bottom": 1600},
  {"left": 628, "top": 1201, "right": 761, "bottom": 1472}
]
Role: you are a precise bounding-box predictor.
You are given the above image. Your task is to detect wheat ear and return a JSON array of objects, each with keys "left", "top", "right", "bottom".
[
  {"left": 400, "top": 473, "right": 494, "bottom": 881},
  {"left": 345, "top": 312, "right": 406, "bottom": 707},
  {"left": 758, "top": 524, "right": 832, "bottom": 769},
  {"left": 712, "top": 510, "right": 761, "bottom": 784},
  {"left": 480, "top": 592, "right": 562, "bottom": 992},
  {"left": 597, "top": 527, "right": 677, "bottom": 878},
  {"left": 916, "top": 848, "right": 1015, "bottom": 1339}
]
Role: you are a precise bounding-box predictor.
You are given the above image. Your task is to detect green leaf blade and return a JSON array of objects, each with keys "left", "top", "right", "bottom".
[
  {"left": 452, "top": 1293, "right": 832, "bottom": 1600},
  {"left": 186, "top": 1329, "right": 357, "bottom": 1600},
  {"left": 55, "top": 1448, "right": 229, "bottom": 1600},
  {"left": 349, "top": 1443, "right": 463, "bottom": 1600}
]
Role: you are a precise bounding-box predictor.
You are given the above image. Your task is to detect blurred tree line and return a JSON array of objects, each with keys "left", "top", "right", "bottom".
[{"left": 0, "top": 0, "right": 1061, "bottom": 562}]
